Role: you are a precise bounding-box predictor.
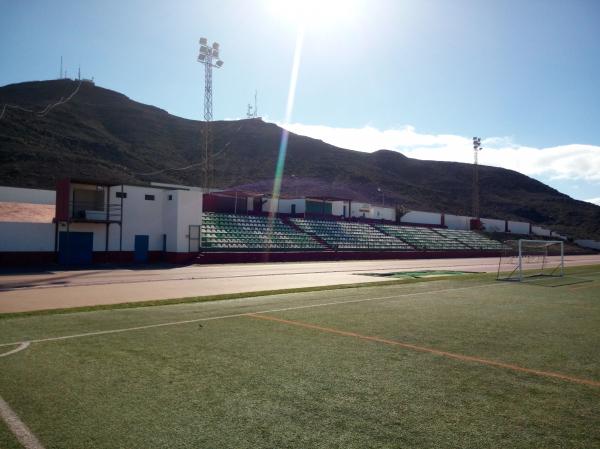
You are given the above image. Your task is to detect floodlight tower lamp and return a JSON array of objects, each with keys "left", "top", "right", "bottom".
[{"left": 197, "top": 37, "right": 224, "bottom": 122}]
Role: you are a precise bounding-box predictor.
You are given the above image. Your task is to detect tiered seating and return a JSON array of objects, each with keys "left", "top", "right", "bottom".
[
  {"left": 376, "top": 225, "right": 470, "bottom": 251},
  {"left": 433, "top": 229, "right": 504, "bottom": 250},
  {"left": 291, "top": 218, "right": 414, "bottom": 251},
  {"left": 201, "top": 213, "right": 324, "bottom": 251}
]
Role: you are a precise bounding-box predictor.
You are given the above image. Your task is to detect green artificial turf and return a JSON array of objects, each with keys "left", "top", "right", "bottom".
[{"left": 0, "top": 266, "right": 598, "bottom": 448}]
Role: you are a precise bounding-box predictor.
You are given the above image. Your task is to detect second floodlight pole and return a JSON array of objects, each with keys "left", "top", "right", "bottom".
[{"left": 472, "top": 136, "right": 483, "bottom": 220}]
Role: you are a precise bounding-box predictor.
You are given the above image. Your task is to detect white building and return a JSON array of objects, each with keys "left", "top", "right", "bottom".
[
  {"left": 0, "top": 179, "right": 203, "bottom": 265},
  {"left": 262, "top": 196, "right": 396, "bottom": 221}
]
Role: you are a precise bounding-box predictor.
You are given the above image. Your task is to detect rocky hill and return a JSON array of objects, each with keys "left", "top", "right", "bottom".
[{"left": 1, "top": 79, "right": 599, "bottom": 238}]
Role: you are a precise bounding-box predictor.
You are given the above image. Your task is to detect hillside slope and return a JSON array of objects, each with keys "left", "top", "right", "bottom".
[{"left": 1, "top": 79, "right": 599, "bottom": 238}]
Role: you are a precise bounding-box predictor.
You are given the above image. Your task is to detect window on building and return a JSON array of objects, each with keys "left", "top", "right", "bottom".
[
  {"left": 116, "top": 191, "right": 127, "bottom": 198},
  {"left": 168, "top": 195, "right": 173, "bottom": 200},
  {"left": 145, "top": 194, "right": 155, "bottom": 201}
]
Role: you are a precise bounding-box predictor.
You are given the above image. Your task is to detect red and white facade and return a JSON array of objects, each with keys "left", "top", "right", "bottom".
[{"left": 0, "top": 179, "right": 203, "bottom": 265}]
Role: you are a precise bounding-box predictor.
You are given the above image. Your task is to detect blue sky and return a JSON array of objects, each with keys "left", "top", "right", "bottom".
[{"left": 1, "top": 0, "right": 599, "bottom": 203}]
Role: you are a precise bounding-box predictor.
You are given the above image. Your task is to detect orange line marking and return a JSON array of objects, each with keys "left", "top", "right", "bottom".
[{"left": 247, "top": 313, "right": 600, "bottom": 388}]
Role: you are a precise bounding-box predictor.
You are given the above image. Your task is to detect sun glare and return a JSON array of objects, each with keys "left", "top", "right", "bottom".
[{"left": 267, "top": 0, "right": 360, "bottom": 28}]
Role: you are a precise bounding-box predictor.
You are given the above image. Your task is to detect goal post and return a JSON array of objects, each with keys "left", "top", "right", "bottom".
[{"left": 497, "top": 239, "right": 564, "bottom": 282}]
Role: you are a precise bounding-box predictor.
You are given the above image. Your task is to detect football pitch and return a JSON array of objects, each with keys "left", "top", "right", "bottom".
[{"left": 1, "top": 266, "right": 599, "bottom": 448}]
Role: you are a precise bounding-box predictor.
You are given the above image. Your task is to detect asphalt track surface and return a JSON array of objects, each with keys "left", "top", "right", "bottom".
[{"left": 1, "top": 255, "right": 599, "bottom": 313}]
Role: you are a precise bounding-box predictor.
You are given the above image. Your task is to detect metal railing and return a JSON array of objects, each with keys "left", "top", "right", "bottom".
[{"left": 70, "top": 201, "right": 122, "bottom": 221}]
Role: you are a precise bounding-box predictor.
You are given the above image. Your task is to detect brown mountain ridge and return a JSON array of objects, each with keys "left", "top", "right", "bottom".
[{"left": 1, "top": 79, "right": 599, "bottom": 239}]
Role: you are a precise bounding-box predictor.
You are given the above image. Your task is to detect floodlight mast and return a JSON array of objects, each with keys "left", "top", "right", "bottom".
[
  {"left": 197, "top": 37, "right": 224, "bottom": 190},
  {"left": 472, "top": 137, "right": 483, "bottom": 219}
]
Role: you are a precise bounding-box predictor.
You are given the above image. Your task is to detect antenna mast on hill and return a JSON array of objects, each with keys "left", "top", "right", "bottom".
[
  {"left": 197, "top": 37, "right": 224, "bottom": 190},
  {"left": 246, "top": 90, "right": 258, "bottom": 119},
  {"left": 472, "top": 136, "right": 483, "bottom": 219}
]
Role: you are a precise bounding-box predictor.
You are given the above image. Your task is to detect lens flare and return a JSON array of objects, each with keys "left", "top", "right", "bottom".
[{"left": 266, "top": 26, "right": 305, "bottom": 246}]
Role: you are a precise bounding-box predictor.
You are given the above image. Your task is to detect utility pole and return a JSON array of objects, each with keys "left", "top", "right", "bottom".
[
  {"left": 472, "top": 137, "right": 483, "bottom": 219},
  {"left": 377, "top": 187, "right": 385, "bottom": 207},
  {"left": 197, "top": 37, "right": 224, "bottom": 190}
]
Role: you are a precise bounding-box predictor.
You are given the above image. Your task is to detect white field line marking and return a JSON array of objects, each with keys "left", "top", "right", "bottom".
[
  {"left": 0, "top": 342, "right": 30, "bottom": 358},
  {"left": 0, "top": 283, "right": 506, "bottom": 348},
  {"left": 0, "top": 396, "right": 46, "bottom": 449}
]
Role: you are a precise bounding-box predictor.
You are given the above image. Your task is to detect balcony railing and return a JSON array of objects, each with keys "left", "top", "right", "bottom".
[{"left": 70, "top": 201, "right": 122, "bottom": 222}]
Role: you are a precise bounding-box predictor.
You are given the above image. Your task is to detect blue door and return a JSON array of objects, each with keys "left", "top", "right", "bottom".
[
  {"left": 134, "top": 235, "right": 149, "bottom": 263},
  {"left": 59, "top": 232, "right": 94, "bottom": 265}
]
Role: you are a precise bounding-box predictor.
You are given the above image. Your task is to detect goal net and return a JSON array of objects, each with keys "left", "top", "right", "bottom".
[{"left": 497, "top": 239, "right": 564, "bottom": 282}]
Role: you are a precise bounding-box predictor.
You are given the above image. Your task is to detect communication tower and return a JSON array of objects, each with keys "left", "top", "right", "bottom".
[{"left": 246, "top": 90, "right": 258, "bottom": 119}]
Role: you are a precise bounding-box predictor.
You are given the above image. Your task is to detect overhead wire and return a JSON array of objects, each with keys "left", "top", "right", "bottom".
[
  {"left": 0, "top": 79, "right": 83, "bottom": 122},
  {"left": 130, "top": 123, "right": 244, "bottom": 176},
  {"left": 1, "top": 80, "right": 246, "bottom": 182}
]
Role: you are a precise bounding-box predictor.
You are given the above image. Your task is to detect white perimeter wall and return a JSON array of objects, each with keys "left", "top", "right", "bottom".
[
  {"left": 0, "top": 186, "right": 55, "bottom": 205},
  {"left": 508, "top": 220, "right": 530, "bottom": 235},
  {"left": 401, "top": 211, "right": 441, "bottom": 225},
  {"left": 350, "top": 202, "right": 371, "bottom": 218},
  {"left": 331, "top": 201, "right": 348, "bottom": 217},
  {"left": 169, "top": 190, "right": 203, "bottom": 252},
  {"left": 444, "top": 214, "right": 470, "bottom": 230},
  {"left": 532, "top": 225, "right": 552, "bottom": 237},
  {"left": 59, "top": 222, "right": 110, "bottom": 251},
  {"left": 276, "top": 199, "right": 306, "bottom": 214},
  {"left": 0, "top": 223, "right": 54, "bottom": 251},
  {"left": 371, "top": 206, "right": 395, "bottom": 221},
  {"left": 262, "top": 199, "right": 275, "bottom": 214},
  {"left": 481, "top": 218, "right": 505, "bottom": 233}
]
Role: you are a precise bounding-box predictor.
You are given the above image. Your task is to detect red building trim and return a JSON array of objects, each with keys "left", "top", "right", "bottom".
[{"left": 55, "top": 178, "right": 70, "bottom": 221}]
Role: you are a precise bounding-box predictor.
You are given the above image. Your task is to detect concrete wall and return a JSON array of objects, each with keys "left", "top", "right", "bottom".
[
  {"left": 276, "top": 199, "right": 306, "bottom": 214},
  {"left": 401, "top": 211, "right": 442, "bottom": 225},
  {"left": 507, "top": 220, "right": 530, "bottom": 235},
  {"left": 173, "top": 190, "right": 203, "bottom": 252},
  {"left": 349, "top": 203, "right": 394, "bottom": 220},
  {"left": 118, "top": 185, "right": 166, "bottom": 251},
  {"left": 59, "top": 222, "right": 109, "bottom": 251},
  {"left": 550, "top": 232, "right": 568, "bottom": 241},
  {"left": 331, "top": 201, "right": 350, "bottom": 218},
  {"left": 118, "top": 185, "right": 202, "bottom": 253},
  {"left": 0, "top": 222, "right": 55, "bottom": 251},
  {"left": 0, "top": 186, "right": 56, "bottom": 205},
  {"left": 350, "top": 202, "right": 371, "bottom": 218},
  {"left": 481, "top": 218, "right": 505, "bottom": 233},
  {"left": 371, "top": 205, "right": 395, "bottom": 221},
  {"left": 532, "top": 225, "right": 552, "bottom": 237},
  {"left": 444, "top": 214, "right": 470, "bottom": 230},
  {"left": 575, "top": 239, "right": 600, "bottom": 250}
]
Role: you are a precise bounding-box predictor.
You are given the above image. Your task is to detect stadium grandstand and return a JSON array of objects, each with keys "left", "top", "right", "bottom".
[
  {"left": 201, "top": 213, "right": 324, "bottom": 251},
  {"left": 290, "top": 218, "right": 414, "bottom": 251},
  {"left": 0, "top": 180, "right": 597, "bottom": 266}
]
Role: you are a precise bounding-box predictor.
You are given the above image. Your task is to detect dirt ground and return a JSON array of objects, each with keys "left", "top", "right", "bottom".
[{"left": 1, "top": 255, "right": 599, "bottom": 313}]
